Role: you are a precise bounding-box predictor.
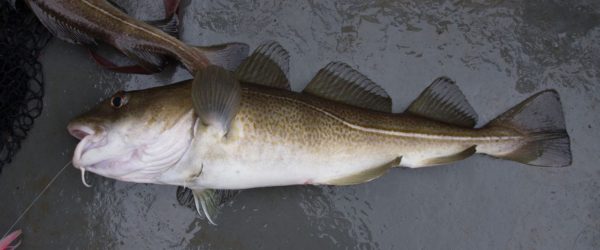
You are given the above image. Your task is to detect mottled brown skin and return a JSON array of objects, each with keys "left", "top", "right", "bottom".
[
  {"left": 73, "top": 79, "right": 522, "bottom": 154},
  {"left": 232, "top": 84, "right": 521, "bottom": 167},
  {"left": 69, "top": 79, "right": 534, "bottom": 189},
  {"left": 76, "top": 81, "right": 518, "bottom": 141},
  {"left": 25, "top": 0, "right": 209, "bottom": 72},
  {"left": 69, "top": 82, "right": 194, "bottom": 139}
]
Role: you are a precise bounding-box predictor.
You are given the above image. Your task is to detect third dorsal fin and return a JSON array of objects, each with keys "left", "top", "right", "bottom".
[
  {"left": 235, "top": 41, "right": 290, "bottom": 90},
  {"left": 407, "top": 77, "right": 478, "bottom": 128},
  {"left": 303, "top": 62, "right": 392, "bottom": 112}
]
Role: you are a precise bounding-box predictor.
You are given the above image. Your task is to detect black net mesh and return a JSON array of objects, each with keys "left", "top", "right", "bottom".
[{"left": 0, "top": 2, "right": 50, "bottom": 172}]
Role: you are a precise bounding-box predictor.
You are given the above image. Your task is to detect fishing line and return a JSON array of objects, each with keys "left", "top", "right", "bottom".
[{"left": 1, "top": 161, "right": 72, "bottom": 239}]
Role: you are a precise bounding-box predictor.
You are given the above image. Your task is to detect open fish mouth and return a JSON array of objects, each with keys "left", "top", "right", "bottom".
[
  {"left": 73, "top": 134, "right": 108, "bottom": 167},
  {"left": 68, "top": 126, "right": 143, "bottom": 183},
  {"left": 68, "top": 124, "right": 134, "bottom": 177},
  {"left": 69, "top": 123, "right": 111, "bottom": 187},
  {"left": 67, "top": 120, "right": 193, "bottom": 184},
  {"left": 68, "top": 123, "right": 96, "bottom": 140},
  {"left": 68, "top": 124, "right": 108, "bottom": 168}
]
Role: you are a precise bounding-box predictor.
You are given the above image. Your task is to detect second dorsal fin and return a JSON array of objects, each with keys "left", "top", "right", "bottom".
[
  {"left": 303, "top": 62, "right": 392, "bottom": 112},
  {"left": 235, "top": 41, "right": 290, "bottom": 90},
  {"left": 407, "top": 77, "right": 478, "bottom": 128}
]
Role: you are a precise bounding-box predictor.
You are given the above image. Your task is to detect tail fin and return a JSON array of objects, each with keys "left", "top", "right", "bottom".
[{"left": 484, "top": 90, "right": 571, "bottom": 167}]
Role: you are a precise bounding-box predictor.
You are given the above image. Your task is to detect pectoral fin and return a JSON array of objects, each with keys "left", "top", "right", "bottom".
[
  {"left": 176, "top": 187, "right": 239, "bottom": 225},
  {"left": 192, "top": 66, "right": 242, "bottom": 133},
  {"left": 325, "top": 157, "right": 401, "bottom": 185}
]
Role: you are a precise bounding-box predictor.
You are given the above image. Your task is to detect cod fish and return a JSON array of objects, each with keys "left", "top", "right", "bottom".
[
  {"left": 67, "top": 42, "right": 571, "bottom": 224},
  {"left": 24, "top": 0, "right": 248, "bottom": 73}
]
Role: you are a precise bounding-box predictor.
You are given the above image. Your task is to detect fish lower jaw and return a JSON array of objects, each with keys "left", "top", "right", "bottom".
[
  {"left": 73, "top": 152, "right": 131, "bottom": 174},
  {"left": 74, "top": 140, "right": 192, "bottom": 182},
  {"left": 72, "top": 135, "right": 109, "bottom": 169}
]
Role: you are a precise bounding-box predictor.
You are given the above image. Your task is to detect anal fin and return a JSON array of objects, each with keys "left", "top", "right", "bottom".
[
  {"left": 325, "top": 157, "right": 401, "bottom": 185},
  {"left": 422, "top": 145, "right": 476, "bottom": 166}
]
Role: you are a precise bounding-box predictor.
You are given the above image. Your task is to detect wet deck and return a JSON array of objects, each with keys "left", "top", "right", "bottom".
[{"left": 1, "top": 0, "right": 599, "bottom": 249}]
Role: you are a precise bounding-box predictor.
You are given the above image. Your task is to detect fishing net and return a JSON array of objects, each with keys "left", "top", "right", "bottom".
[{"left": 0, "top": 2, "right": 51, "bottom": 173}]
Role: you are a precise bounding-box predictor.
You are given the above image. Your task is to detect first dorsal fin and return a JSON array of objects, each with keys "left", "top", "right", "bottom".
[
  {"left": 407, "top": 77, "right": 478, "bottom": 128},
  {"left": 235, "top": 41, "right": 291, "bottom": 90},
  {"left": 303, "top": 62, "right": 392, "bottom": 112}
]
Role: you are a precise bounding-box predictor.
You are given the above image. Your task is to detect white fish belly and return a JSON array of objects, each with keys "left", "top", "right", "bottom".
[
  {"left": 195, "top": 139, "right": 400, "bottom": 189},
  {"left": 193, "top": 136, "right": 479, "bottom": 189}
]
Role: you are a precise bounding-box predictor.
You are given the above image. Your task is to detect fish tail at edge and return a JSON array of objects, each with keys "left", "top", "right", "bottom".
[{"left": 478, "top": 90, "right": 571, "bottom": 167}]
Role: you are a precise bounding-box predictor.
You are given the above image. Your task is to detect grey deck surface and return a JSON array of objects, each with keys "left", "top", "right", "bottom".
[{"left": 1, "top": 0, "right": 599, "bottom": 249}]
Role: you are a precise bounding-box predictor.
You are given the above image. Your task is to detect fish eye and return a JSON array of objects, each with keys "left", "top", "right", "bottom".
[{"left": 110, "top": 92, "right": 128, "bottom": 109}]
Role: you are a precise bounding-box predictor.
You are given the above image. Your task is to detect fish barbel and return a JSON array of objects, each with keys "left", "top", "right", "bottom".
[
  {"left": 24, "top": 0, "right": 248, "bottom": 73},
  {"left": 67, "top": 42, "right": 571, "bottom": 224}
]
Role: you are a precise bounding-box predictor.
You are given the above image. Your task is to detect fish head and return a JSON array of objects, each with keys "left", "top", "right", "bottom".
[{"left": 67, "top": 83, "right": 195, "bottom": 183}]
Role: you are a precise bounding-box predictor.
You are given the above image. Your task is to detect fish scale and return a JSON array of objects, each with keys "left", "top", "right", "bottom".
[
  {"left": 25, "top": 0, "right": 249, "bottom": 73},
  {"left": 67, "top": 41, "right": 571, "bottom": 225}
]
